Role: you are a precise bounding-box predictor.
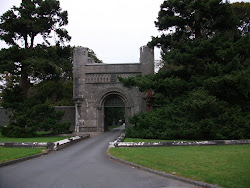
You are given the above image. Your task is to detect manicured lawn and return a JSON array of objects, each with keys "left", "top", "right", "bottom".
[
  {"left": 109, "top": 145, "right": 250, "bottom": 188},
  {"left": 0, "top": 133, "right": 71, "bottom": 163},
  {"left": 0, "top": 147, "right": 45, "bottom": 163},
  {"left": 0, "top": 133, "right": 70, "bottom": 143}
]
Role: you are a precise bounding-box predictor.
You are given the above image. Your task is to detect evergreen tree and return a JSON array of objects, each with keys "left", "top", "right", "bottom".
[
  {"left": 0, "top": 1, "right": 104, "bottom": 137},
  {"left": 121, "top": 0, "right": 250, "bottom": 140},
  {"left": 0, "top": 0, "right": 72, "bottom": 137},
  {"left": 0, "top": 0, "right": 71, "bottom": 96}
]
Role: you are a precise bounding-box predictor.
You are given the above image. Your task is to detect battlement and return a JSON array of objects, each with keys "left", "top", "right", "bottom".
[{"left": 74, "top": 45, "right": 154, "bottom": 66}]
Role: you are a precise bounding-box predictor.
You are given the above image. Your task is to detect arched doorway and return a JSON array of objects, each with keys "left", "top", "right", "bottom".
[
  {"left": 96, "top": 87, "right": 134, "bottom": 132},
  {"left": 103, "top": 95, "right": 125, "bottom": 131}
]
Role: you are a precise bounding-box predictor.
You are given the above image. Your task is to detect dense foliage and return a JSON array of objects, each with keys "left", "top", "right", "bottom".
[
  {"left": 122, "top": 0, "right": 250, "bottom": 140},
  {"left": 0, "top": 1, "right": 104, "bottom": 137},
  {"left": 0, "top": 0, "right": 73, "bottom": 137},
  {"left": 1, "top": 86, "right": 71, "bottom": 137},
  {"left": 0, "top": 44, "right": 72, "bottom": 87},
  {"left": 29, "top": 80, "right": 74, "bottom": 106},
  {"left": 0, "top": 0, "right": 71, "bottom": 97}
]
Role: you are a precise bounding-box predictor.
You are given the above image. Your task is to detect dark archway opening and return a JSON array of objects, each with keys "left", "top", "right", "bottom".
[{"left": 104, "top": 95, "right": 125, "bottom": 131}]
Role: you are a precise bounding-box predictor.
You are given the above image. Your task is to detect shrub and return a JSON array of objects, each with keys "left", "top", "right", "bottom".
[
  {"left": 1, "top": 86, "right": 71, "bottom": 137},
  {"left": 1, "top": 125, "right": 35, "bottom": 138},
  {"left": 126, "top": 91, "right": 250, "bottom": 140}
]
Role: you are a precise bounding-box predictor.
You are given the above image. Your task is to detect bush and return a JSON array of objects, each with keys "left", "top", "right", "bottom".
[
  {"left": 1, "top": 125, "right": 35, "bottom": 138},
  {"left": 126, "top": 91, "right": 250, "bottom": 140},
  {"left": 1, "top": 86, "right": 71, "bottom": 137}
]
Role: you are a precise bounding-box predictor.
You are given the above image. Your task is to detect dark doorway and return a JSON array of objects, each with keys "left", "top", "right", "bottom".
[{"left": 104, "top": 95, "right": 125, "bottom": 131}]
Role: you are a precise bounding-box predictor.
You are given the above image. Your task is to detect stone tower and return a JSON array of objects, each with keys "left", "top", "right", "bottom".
[{"left": 73, "top": 45, "right": 154, "bottom": 132}]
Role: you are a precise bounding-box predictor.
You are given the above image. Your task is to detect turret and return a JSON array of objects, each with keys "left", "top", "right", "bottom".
[
  {"left": 140, "top": 45, "right": 154, "bottom": 74},
  {"left": 73, "top": 47, "right": 88, "bottom": 99}
]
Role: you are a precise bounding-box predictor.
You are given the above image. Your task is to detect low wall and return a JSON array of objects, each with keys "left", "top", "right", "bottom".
[{"left": 0, "top": 106, "right": 75, "bottom": 130}]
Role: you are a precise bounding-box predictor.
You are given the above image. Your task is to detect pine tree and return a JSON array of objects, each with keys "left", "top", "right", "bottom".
[
  {"left": 0, "top": 0, "right": 71, "bottom": 96},
  {"left": 121, "top": 0, "right": 250, "bottom": 140},
  {"left": 0, "top": 0, "right": 72, "bottom": 137}
]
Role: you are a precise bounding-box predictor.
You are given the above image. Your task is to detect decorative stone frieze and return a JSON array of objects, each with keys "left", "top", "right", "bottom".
[{"left": 85, "top": 73, "right": 140, "bottom": 84}]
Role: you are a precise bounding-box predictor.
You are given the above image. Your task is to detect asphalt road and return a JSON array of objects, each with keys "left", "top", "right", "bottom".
[{"left": 0, "top": 126, "right": 197, "bottom": 188}]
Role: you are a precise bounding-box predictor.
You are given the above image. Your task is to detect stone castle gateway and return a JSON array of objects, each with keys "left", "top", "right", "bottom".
[{"left": 73, "top": 46, "right": 154, "bottom": 132}]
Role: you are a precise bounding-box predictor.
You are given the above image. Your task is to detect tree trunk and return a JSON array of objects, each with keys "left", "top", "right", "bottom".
[{"left": 20, "top": 67, "right": 30, "bottom": 97}]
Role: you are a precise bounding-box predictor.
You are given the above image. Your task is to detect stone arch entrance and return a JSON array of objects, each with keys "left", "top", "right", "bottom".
[
  {"left": 95, "top": 87, "right": 133, "bottom": 132},
  {"left": 73, "top": 45, "right": 154, "bottom": 132}
]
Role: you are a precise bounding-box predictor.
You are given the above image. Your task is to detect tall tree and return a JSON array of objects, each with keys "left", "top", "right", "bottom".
[
  {"left": 0, "top": 0, "right": 71, "bottom": 96},
  {"left": 149, "top": 0, "right": 237, "bottom": 62},
  {"left": 121, "top": 0, "right": 250, "bottom": 140},
  {"left": 0, "top": 0, "right": 73, "bottom": 137}
]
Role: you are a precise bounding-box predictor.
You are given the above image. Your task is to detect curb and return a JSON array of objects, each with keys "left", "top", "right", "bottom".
[
  {"left": 51, "top": 134, "right": 90, "bottom": 151},
  {"left": 112, "top": 139, "right": 250, "bottom": 148},
  {"left": 106, "top": 149, "right": 220, "bottom": 188},
  {"left": 0, "top": 149, "right": 50, "bottom": 168},
  {"left": 109, "top": 131, "right": 250, "bottom": 148},
  {"left": 0, "top": 142, "right": 48, "bottom": 148}
]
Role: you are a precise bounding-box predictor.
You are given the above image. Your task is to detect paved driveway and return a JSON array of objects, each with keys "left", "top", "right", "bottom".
[{"left": 0, "top": 127, "right": 197, "bottom": 188}]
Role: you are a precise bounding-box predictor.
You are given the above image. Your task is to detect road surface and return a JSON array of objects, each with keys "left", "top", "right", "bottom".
[{"left": 0, "top": 126, "right": 197, "bottom": 188}]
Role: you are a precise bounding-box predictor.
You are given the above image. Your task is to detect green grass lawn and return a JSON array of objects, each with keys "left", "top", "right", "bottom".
[
  {"left": 0, "top": 132, "right": 71, "bottom": 163},
  {"left": 109, "top": 145, "right": 250, "bottom": 188},
  {"left": 0, "top": 147, "right": 45, "bottom": 163},
  {"left": 0, "top": 133, "right": 70, "bottom": 143}
]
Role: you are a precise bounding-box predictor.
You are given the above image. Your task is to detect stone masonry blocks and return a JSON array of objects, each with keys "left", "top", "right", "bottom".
[{"left": 73, "top": 45, "right": 154, "bottom": 132}]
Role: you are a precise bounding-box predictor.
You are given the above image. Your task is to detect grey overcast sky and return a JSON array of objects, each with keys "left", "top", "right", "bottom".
[{"left": 0, "top": 0, "right": 249, "bottom": 63}]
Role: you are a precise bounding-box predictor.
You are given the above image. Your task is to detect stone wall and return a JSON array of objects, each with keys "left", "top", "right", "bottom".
[{"left": 0, "top": 106, "right": 75, "bottom": 130}]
